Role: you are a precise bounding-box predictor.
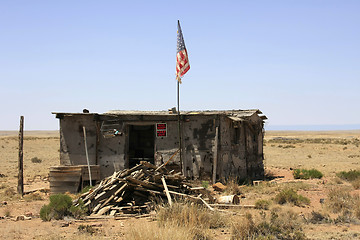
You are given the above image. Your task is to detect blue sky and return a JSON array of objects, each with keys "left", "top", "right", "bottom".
[{"left": 1, "top": 1, "right": 359, "bottom": 130}]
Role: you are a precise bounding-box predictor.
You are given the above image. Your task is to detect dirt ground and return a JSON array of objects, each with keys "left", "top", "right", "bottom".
[{"left": 0, "top": 130, "right": 360, "bottom": 239}]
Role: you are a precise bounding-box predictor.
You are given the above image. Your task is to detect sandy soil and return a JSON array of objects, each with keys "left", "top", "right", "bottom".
[{"left": 0, "top": 130, "right": 360, "bottom": 239}]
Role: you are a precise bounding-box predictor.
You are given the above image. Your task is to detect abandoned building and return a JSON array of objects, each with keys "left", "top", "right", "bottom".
[{"left": 50, "top": 109, "right": 267, "bottom": 193}]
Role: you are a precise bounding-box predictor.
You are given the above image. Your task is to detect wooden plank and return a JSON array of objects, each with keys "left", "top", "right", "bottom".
[
  {"left": 161, "top": 176, "right": 172, "bottom": 206},
  {"left": 50, "top": 176, "right": 82, "bottom": 182},
  {"left": 81, "top": 166, "right": 101, "bottom": 180},
  {"left": 167, "top": 191, "right": 214, "bottom": 211},
  {"left": 126, "top": 176, "right": 162, "bottom": 191},
  {"left": 209, "top": 204, "right": 256, "bottom": 208},
  {"left": 95, "top": 205, "right": 113, "bottom": 216},
  {"left": 98, "top": 183, "right": 127, "bottom": 209}
]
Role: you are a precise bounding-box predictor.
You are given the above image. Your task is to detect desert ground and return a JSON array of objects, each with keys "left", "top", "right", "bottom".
[{"left": 0, "top": 130, "right": 360, "bottom": 239}]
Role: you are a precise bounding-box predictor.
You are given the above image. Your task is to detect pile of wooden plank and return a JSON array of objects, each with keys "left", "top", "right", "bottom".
[{"left": 74, "top": 161, "right": 214, "bottom": 217}]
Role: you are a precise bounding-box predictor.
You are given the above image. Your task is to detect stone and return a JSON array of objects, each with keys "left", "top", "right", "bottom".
[{"left": 212, "top": 182, "right": 227, "bottom": 192}]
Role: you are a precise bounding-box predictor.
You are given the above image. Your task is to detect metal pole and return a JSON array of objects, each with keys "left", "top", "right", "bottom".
[
  {"left": 177, "top": 80, "right": 183, "bottom": 175},
  {"left": 83, "top": 126, "right": 92, "bottom": 186},
  {"left": 17, "top": 116, "right": 24, "bottom": 196}
]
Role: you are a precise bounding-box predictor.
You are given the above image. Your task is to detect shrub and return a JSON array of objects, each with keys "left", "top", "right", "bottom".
[
  {"left": 332, "top": 177, "right": 343, "bottom": 185},
  {"left": 274, "top": 189, "right": 310, "bottom": 207},
  {"left": 201, "top": 181, "right": 209, "bottom": 189},
  {"left": 293, "top": 168, "right": 323, "bottom": 180},
  {"left": 40, "top": 204, "right": 52, "bottom": 221},
  {"left": 255, "top": 199, "right": 271, "bottom": 210},
  {"left": 337, "top": 170, "right": 360, "bottom": 181},
  {"left": 80, "top": 185, "right": 94, "bottom": 194},
  {"left": 31, "top": 157, "right": 42, "bottom": 163},
  {"left": 70, "top": 199, "right": 87, "bottom": 219},
  {"left": 326, "top": 188, "right": 359, "bottom": 215},
  {"left": 306, "top": 211, "right": 331, "bottom": 224},
  {"left": 40, "top": 194, "right": 73, "bottom": 221}
]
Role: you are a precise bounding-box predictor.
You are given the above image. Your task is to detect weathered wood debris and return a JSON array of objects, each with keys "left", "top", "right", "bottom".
[{"left": 74, "top": 161, "right": 215, "bottom": 217}]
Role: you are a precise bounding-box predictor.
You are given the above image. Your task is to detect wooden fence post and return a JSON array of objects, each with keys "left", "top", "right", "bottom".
[{"left": 17, "top": 116, "right": 24, "bottom": 196}]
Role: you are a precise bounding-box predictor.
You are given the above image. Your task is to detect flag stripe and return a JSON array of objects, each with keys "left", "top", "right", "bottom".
[{"left": 176, "top": 21, "right": 190, "bottom": 82}]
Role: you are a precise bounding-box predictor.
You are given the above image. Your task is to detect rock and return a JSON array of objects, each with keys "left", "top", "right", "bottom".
[
  {"left": 212, "top": 182, "right": 227, "bottom": 192},
  {"left": 25, "top": 212, "right": 33, "bottom": 217},
  {"left": 52, "top": 221, "right": 70, "bottom": 227},
  {"left": 60, "top": 222, "right": 69, "bottom": 227},
  {"left": 16, "top": 215, "right": 25, "bottom": 221}
]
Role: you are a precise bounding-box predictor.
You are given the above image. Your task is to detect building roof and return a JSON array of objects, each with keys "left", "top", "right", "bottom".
[{"left": 52, "top": 109, "right": 267, "bottom": 121}]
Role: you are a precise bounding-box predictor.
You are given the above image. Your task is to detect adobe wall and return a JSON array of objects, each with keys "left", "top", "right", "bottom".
[{"left": 58, "top": 113, "right": 265, "bottom": 181}]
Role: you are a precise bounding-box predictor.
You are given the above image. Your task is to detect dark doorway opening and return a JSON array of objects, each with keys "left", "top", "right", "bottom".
[{"left": 128, "top": 125, "right": 155, "bottom": 168}]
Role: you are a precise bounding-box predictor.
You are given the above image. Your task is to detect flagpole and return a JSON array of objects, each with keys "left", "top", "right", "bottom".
[
  {"left": 176, "top": 20, "right": 189, "bottom": 177},
  {"left": 177, "top": 79, "right": 183, "bottom": 175}
]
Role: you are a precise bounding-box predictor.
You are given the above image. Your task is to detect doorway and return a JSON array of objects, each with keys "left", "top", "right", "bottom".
[{"left": 128, "top": 125, "right": 155, "bottom": 168}]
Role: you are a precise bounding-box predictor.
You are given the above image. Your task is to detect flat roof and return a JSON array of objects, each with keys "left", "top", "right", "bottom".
[{"left": 52, "top": 109, "right": 267, "bottom": 120}]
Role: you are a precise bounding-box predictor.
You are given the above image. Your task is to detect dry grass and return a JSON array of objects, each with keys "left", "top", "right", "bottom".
[
  {"left": 254, "top": 199, "right": 271, "bottom": 210},
  {"left": 3, "top": 206, "right": 12, "bottom": 217},
  {"left": 351, "top": 178, "right": 360, "bottom": 189},
  {"left": 0, "top": 133, "right": 59, "bottom": 181},
  {"left": 305, "top": 210, "right": 332, "bottom": 224},
  {"left": 0, "top": 187, "right": 19, "bottom": 201},
  {"left": 156, "top": 202, "right": 226, "bottom": 229},
  {"left": 24, "top": 192, "right": 43, "bottom": 202},
  {"left": 127, "top": 222, "right": 202, "bottom": 240},
  {"left": 128, "top": 201, "right": 227, "bottom": 240},
  {"left": 326, "top": 188, "right": 360, "bottom": 219},
  {"left": 231, "top": 209, "right": 307, "bottom": 240},
  {"left": 224, "top": 177, "right": 243, "bottom": 195},
  {"left": 264, "top": 130, "right": 360, "bottom": 176}
]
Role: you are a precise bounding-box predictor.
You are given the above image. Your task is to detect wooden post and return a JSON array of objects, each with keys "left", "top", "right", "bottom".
[
  {"left": 17, "top": 116, "right": 24, "bottom": 196},
  {"left": 83, "top": 126, "right": 92, "bottom": 186},
  {"left": 212, "top": 126, "right": 219, "bottom": 184}
]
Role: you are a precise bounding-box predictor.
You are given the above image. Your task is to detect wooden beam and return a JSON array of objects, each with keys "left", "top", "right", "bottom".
[
  {"left": 161, "top": 176, "right": 172, "bottom": 206},
  {"left": 167, "top": 190, "right": 214, "bottom": 211}
]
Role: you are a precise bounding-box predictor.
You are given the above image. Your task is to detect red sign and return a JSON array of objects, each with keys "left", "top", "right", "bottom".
[
  {"left": 156, "top": 123, "right": 167, "bottom": 137},
  {"left": 156, "top": 123, "right": 166, "bottom": 130}
]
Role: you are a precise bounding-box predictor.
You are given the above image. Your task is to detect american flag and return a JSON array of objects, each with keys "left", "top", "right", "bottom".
[{"left": 176, "top": 20, "right": 190, "bottom": 83}]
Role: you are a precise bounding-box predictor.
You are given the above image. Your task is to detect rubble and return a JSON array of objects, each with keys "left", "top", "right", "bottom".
[{"left": 74, "top": 161, "right": 215, "bottom": 217}]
